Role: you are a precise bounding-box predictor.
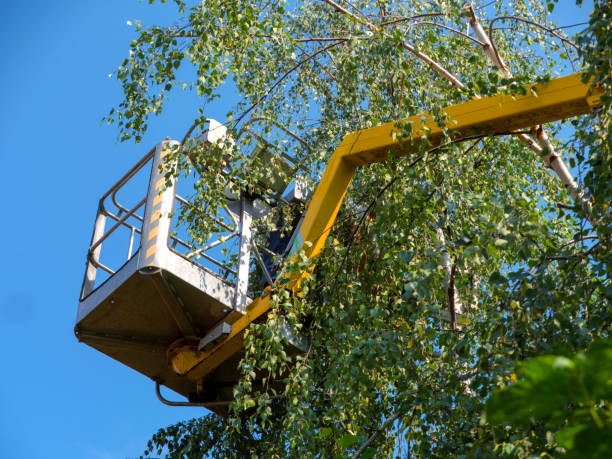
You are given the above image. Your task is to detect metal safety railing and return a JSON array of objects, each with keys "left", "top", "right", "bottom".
[
  {"left": 80, "top": 147, "right": 156, "bottom": 299},
  {"left": 81, "top": 138, "right": 295, "bottom": 305},
  {"left": 169, "top": 194, "right": 241, "bottom": 280},
  {"left": 168, "top": 191, "right": 285, "bottom": 293}
]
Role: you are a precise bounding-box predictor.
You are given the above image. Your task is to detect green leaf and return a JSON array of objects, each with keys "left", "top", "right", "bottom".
[
  {"left": 555, "top": 424, "right": 585, "bottom": 449},
  {"left": 494, "top": 238, "right": 508, "bottom": 248},
  {"left": 399, "top": 250, "right": 414, "bottom": 263},
  {"left": 338, "top": 434, "right": 359, "bottom": 449},
  {"left": 362, "top": 447, "right": 376, "bottom": 459},
  {"left": 489, "top": 271, "right": 506, "bottom": 284}
]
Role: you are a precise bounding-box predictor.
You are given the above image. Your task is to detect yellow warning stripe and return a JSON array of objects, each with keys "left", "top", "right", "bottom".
[
  {"left": 148, "top": 226, "right": 159, "bottom": 241},
  {"left": 150, "top": 210, "right": 161, "bottom": 223},
  {"left": 153, "top": 193, "right": 163, "bottom": 206},
  {"left": 146, "top": 244, "right": 156, "bottom": 259}
]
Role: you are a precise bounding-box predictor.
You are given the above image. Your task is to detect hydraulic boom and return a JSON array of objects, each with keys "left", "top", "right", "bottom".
[
  {"left": 167, "top": 72, "right": 603, "bottom": 383},
  {"left": 76, "top": 72, "right": 603, "bottom": 413}
]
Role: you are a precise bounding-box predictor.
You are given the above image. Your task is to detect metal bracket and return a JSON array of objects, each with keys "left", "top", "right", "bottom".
[
  {"left": 151, "top": 273, "right": 199, "bottom": 337},
  {"left": 198, "top": 322, "right": 232, "bottom": 351}
]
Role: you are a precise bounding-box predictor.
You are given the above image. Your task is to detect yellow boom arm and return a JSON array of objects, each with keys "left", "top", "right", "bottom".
[{"left": 170, "top": 72, "right": 603, "bottom": 381}]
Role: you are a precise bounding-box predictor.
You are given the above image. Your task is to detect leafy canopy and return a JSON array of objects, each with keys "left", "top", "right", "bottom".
[{"left": 105, "top": 0, "right": 611, "bottom": 457}]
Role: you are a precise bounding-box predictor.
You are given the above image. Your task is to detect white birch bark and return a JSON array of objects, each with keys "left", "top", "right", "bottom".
[
  {"left": 321, "top": 0, "right": 587, "bottom": 210},
  {"left": 469, "top": 274, "right": 481, "bottom": 312},
  {"left": 466, "top": 6, "right": 590, "bottom": 213},
  {"left": 436, "top": 226, "right": 462, "bottom": 324}
]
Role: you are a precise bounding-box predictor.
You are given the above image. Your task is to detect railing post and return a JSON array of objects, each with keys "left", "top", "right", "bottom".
[
  {"left": 138, "top": 140, "right": 180, "bottom": 271},
  {"left": 234, "top": 195, "right": 253, "bottom": 312},
  {"left": 127, "top": 227, "right": 136, "bottom": 260},
  {"left": 81, "top": 205, "right": 107, "bottom": 298}
]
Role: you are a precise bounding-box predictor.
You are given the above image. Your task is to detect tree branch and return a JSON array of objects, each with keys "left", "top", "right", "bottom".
[
  {"left": 236, "top": 117, "right": 313, "bottom": 153},
  {"left": 466, "top": 7, "right": 593, "bottom": 222},
  {"left": 436, "top": 225, "right": 461, "bottom": 328},
  {"left": 399, "top": 20, "right": 485, "bottom": 47},
  {"left": 236, "top": 39, "right": 347, "bottom": 125},
  {"left": 380, "top": 12, "right": 445, "bottom": 28},
  {"left": 448, "top": 261, "right": 458, "bottom": 330},
  {"left": 351, "top": 411, "right": 402, "bottom": 459},
  {"left": 319, "top": 0, "right": 465, "bottom": 88}
]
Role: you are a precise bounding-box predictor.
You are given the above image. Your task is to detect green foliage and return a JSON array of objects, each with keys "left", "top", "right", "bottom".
[
  {"left": 486, "top": 338, "right": 612, "bottom": 458},
  {"left": 104, "top": 1, "right": 611, "bottom": 457},
  {"left": 575, "top": 1, "right": 612, "bottom": 234}
]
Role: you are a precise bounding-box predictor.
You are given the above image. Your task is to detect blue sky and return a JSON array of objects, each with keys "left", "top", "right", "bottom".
[{"left": 0, "top": 1, "right": 594, "bottom": 458}]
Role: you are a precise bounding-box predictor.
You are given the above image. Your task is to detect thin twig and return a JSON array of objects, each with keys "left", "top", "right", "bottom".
[
  {"left": 235, "top": 40, "right": 347, "bottom": 126},
  {"left": 551, "top": 22, "right": 589, "bottom": 31},
  {"left": 319, "top": 0, "right": 464, "bottom": 87},
  {"left": 380, "top": 12, "right": 445, "bottom": 28},
  {"left": 400, "top": 20, "right": 485, "bottom": 46},
  {"left": 448, "top": 261, "right": 457, "bottom": 330},
  {"left": 351, "top": 412, "right": 402, "bottom": 459},
  {"left": 294, "top": 43, "right": 339, "bottom": 83},
  {"left": 180, "top": 122, "right": 197, "bottom": 145},
  {"left": 295, "top": 36, "right": 357, "bottom": 42},
  {"left": 236, "top": 116, "right": 313, "bottom": 152},
  {"left": 559, "top": 235, "right": 599, "bottom": 249},
  {"left": 487, "top": 15, "right": 580, "bottom": 72}
]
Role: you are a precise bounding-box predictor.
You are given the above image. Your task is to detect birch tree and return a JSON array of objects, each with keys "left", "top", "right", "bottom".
[{"left": 106, "top": 0, "right": 611, "bottom": 457}]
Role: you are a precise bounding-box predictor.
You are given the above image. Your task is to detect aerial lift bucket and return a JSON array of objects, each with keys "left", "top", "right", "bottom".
[
  {"left": 75, "top": 124, "right": 306, "bottom": 416},
  {"left": 77, "top": 73, "right": 603, "bottom": 416}
]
